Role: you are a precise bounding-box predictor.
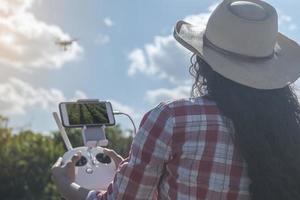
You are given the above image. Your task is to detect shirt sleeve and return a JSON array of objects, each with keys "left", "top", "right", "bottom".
[{"left": 97, "top": 103, "right": 173, "bottom": 200}]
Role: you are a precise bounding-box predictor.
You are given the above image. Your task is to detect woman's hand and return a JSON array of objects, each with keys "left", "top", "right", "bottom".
[
  {"left": 103, "top": 148, "right": 124, "bottom": 169},
  {"left": 51, "top": 152, "right": 90, "bottom": 200},
  {"left": 51, "top": 152, "right": 80, "bottom": 186}
]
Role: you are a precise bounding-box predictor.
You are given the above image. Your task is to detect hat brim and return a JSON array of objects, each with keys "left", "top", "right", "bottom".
[{"left": 174, "top": 20, "right": 300, "bottom": 89}]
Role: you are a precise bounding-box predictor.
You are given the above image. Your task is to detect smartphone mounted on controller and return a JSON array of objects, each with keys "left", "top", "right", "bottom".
[
  {"left": 59, "top": 100, "right": 115, "bottom": 146},
  {"left": 59, "top": 100, "right": 115, "bottom": 127}
]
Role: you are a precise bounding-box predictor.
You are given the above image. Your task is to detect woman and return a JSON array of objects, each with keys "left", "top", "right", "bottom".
[{"left": 52, "top": 0, "right": 300, "bottom": 199}]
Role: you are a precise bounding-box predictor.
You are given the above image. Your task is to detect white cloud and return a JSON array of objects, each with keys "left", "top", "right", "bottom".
[
  {"left": 146, "top": 86, "right": 191, "bottom": 104},
  {"left": 127, "top": 7, "right": 212, "bottom": 85},
  {"left": 183, "top": 13, "right": 210, "bottom": 29},
  {"left": 0, "top": 78, "right": 86, "bottom": 116},
  {"left": 128, "top": 48, "right": 155, "bottom": 76},
  {"left": 108, "top": 99, "right": 144, "bottom": 134},
  {"left": 103, "top": 17, "right": 114, "bottom": 27},
  {"left": 278, "top": 11, "right": 298, "bottom": 31},
  {"left": 70, "top": 90, "right": 88, "bottom": 101},
  {"left": 95, "top": 33, "right": 110, "bottom": 45},
  {"left": 0, "top": 0, "right": 33, "bottom": 17},
  {"left": 109, "top": 99, "right": 139, "bottom": 118},
  {"left": 128, "top": 35, "right": 192, "bottom": 84},
  {"left": 0, "top": 0, "right": 83, "bottom": 70}
]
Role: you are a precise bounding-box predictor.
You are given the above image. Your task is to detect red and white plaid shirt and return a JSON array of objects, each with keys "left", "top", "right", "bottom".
[{"left": 88, "top": 97, "right": 251, "bottom": 200}]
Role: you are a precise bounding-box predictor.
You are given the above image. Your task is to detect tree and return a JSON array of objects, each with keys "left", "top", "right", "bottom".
[
  {"left": 0, "top": 129, "right": 64, "bottom": 200},
  {"left": 106, "top": 126, "right": 133, "bottom": 157}
]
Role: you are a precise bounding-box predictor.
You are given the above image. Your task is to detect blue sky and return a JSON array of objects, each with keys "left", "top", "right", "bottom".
[{"left": 0, "top": 0, "right": 300, "bottom": 134}]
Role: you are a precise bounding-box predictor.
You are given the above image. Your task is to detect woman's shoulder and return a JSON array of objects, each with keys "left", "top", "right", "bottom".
[
  {"left": 167, "top": 96, "right": 217, "bottom": 107},
  {"left": 149, "top": 96, "right": 219, "bottom": 117},
  {"left": 140, "top": 96, "right": 226, "bottom": 130}
]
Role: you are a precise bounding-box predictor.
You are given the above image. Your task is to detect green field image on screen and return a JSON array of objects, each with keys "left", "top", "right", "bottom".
[{"left": 67, "top": 103, "right": 109, "bottom": 125}]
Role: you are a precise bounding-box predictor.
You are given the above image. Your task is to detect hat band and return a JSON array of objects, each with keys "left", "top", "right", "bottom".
[{"left": 203, "top": 35, "right": 274, "bottom": 60}]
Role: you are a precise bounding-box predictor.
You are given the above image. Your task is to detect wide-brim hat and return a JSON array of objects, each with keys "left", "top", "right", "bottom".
[{"left": 174, "top": 0, "right": 300, "bottom": 89}]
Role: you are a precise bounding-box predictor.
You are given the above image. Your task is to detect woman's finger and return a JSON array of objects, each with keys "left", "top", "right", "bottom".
[
  {"left": 72, "top": 152, "right": 82, "bottom": 163},
  {"left": 66, "top": 152, "right": 82, "bottom": 169},
  {"left": 103, "top": 148, "right": 118, "bottom": 158},
  {"left": 103, "top": 148, "right": 124, "bottom": 168},
  {"left": 65, "top": 152, "right": 82, "bottom": 181}
]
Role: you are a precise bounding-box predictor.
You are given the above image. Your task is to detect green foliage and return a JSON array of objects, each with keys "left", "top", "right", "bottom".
[
  {"left": 0, "top": 128, "right": 64, "bottom": 200},
  {"left": 0, "top": 116, "right": 132, "bottom": 199},
  {"left": 106, "top": 126, "right": 133, "bottom": 157}
]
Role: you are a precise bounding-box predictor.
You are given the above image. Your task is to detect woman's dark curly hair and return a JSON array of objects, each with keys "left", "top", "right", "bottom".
[{"left": 190, "top": 54, "right": 300, "bottom": 200}]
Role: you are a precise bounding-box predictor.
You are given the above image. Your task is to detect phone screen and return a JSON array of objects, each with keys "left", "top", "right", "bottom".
[{"left": 63, "top": 102, "right": 111, "bottom": 126}]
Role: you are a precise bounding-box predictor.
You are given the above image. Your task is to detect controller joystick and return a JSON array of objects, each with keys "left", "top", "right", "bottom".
[
  {"left": 96, "top": 153, "right": 111, "bottom": 164},
  {"left": 75, "top": 156, "right": 87, "bottom": 167}
]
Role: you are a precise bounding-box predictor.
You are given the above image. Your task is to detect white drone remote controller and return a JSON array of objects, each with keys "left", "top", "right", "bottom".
[
  {"left": 62, "top": 146, "right": 116, "bottom": 190},
  {"left": 53, "top": 112, "right": 116, "bottom": 190}
]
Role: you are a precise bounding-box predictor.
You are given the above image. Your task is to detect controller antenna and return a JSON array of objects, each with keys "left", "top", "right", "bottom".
[{"left": 53, "top": 112, "right": 73, "bottom": 151}]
